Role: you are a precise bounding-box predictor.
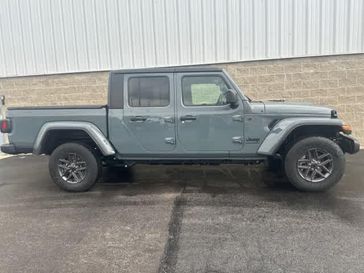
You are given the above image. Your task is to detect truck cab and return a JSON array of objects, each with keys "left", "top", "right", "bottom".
[{"left": 108, "top": 67, "right": 258, "bottom": 161}]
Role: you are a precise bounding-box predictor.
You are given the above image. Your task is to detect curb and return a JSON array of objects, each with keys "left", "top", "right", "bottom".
[{"left": 0, "top": 153, "right": 12, "bottom": 160}]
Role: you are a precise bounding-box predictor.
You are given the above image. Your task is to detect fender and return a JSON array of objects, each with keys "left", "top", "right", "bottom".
[
  {"left": 257, "top": 117, "right": 343, "bottom": 155},
  {"left": 33, "top": 121, "right": 116, "bottom": 156}
]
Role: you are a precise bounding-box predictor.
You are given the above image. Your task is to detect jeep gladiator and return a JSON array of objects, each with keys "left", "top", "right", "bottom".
[{"left": 0, "top": 67, "right": 360, "bottom": 192}]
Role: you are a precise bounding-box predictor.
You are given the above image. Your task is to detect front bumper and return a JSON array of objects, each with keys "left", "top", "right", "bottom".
[
  {"left": 1, "top": 143, "right": 32, "bottom": 154},
  {"left": 339, "top": 133, "right": 360, "bottom": 154}
]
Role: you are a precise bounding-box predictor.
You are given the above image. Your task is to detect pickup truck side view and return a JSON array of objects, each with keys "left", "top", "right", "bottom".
[{"left": 1, "top": 67, "right": 360, "bottom": 192}]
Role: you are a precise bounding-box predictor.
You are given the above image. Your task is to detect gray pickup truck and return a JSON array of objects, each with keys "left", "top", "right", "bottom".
[{"left": 1, "top": 67, "right": 360, "bottom": 192}]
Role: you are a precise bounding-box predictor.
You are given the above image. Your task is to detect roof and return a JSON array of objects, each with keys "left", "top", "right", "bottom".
[{"left": 111, "top": 66, "right": 223, "bottom": 74}]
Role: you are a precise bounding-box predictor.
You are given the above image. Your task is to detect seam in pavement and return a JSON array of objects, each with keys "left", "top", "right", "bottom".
[{"left": 158, "top": 186, "right": 187, "bottom": 273}]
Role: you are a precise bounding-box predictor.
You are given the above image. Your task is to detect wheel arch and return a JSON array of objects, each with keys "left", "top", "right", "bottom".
[
  {"left": 257, "top": 118, "right": 343, "bottom": 156},
  {"left": 33, "top": 121, "right": 115, "bottom": 156}
]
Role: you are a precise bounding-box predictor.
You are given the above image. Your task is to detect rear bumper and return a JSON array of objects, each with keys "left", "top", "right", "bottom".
[
  {"left": 1, "top": 143, "right": 33, "bottom": 154},
  {"left": 339, "top": 133, "right": 360, "bottom": 154}
]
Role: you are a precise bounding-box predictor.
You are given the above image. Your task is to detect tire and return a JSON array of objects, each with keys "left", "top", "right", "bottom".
[
  {"left": 49, "top": 143, "right": 101, "bottom": 192},
  {"left": 284, "top": 136, "right": 345, "bottom": 192}
]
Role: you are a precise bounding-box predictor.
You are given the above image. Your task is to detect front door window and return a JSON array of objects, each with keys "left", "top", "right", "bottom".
[{"left": 182, "top": 76, "right": 230, "bottom": 106}]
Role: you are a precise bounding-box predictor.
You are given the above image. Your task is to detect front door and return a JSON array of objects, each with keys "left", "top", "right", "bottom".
[
  {"left": 123, "top": 73, "right": 176, "bottom": 153},
  {"left": 176, "top": 72, "right": 244, "bottom": 155}
]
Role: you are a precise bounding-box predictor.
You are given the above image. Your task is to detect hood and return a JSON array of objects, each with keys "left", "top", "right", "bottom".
[{"left": 250, "top": 100, "right": 334, "bottom": 117}]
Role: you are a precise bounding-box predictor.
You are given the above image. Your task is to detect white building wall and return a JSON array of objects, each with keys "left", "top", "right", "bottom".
[{"left": 0, "top": 0, "right": 363, "bottom": 77}]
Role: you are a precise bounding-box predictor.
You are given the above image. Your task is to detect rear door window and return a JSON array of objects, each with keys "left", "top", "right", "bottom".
[{"left": 128, "top": 76, "right": 170, "bottom": 107}]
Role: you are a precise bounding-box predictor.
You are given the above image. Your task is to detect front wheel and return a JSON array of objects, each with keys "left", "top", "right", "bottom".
[
  {"left": 284, "top": 137, "right": 345, "bottom": 192},
  {"left": 49, "top": 143, "right": 101, "bottom": 192}
]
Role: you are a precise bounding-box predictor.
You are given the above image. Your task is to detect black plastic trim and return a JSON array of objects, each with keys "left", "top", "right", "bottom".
[
  {"left": 331, "top": 110, "right": 338, "bottom": 118},
  {"left": 338, "top": 133, "right": 360, "bottom": 154},
  {"left": 108, "top": 72, "right": 124, "bottom": 109},
  {"left": 1, "top": 144, "right": 33, "bottom": 154}
]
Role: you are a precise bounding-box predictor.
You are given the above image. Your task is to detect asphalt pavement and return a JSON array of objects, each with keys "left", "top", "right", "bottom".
[{"left": 0, "top": 152, "right": 364, "bottom": 273}]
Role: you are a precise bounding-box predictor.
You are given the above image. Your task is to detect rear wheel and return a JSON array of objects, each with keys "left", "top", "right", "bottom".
[
  {"left": 284, "top": 137, "right": 345, "bottom": 191},
  {"left": 49, "top": 143, "right": 101, "bottom": 192}
]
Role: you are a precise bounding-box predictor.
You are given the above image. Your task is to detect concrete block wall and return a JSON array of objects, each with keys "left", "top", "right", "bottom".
[{"left": 0, "top": 54, "right": 363, "bottom": 142}]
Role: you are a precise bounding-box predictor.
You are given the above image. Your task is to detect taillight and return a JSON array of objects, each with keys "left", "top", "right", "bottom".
[{"left": 0, "top": 119, "right": 11, "bottom": 133}]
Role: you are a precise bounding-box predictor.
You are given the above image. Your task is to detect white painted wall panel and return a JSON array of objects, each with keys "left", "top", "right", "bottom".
[{"left": 0, "top": 0, "right": 363, "bottom": 77}]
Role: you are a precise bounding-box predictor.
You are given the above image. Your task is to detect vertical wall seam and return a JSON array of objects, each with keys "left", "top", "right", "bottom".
[
  {"left": 319, "top": 0, "right": 323, "bottom": 55},
  {"left": 201, "top": 0, "right": 206, "bottom": 62},
  {"left": 238, "top": 0, "right": 242, "bottom": 59},
  {"left": 151, "top": 0, "right": 158, "bottom": 66},
  {"left": 213, "top": 0, "right": 217, "bottom": 61},
  {"left": 7, "top": 0, "right": 18, "bottom": 75},
  {"left": 140, "top": 0, "right": 146, "bottom": 67},
  {"left": 17, "top": 0, "right": 27, "bottom": 74},
  {"left": 0, "top": 7, "right": 6, "bottom": 76},
  {"left": 60, "top": 0, "right": 69, "bottom": 71},
  {"left": 292, "top": 0, "right": 296, "bottom": 56},
  {"left": 346, "top": 0, "right": 351, "bottom": 52},
  {"left": 264, "top": 0, "right": 268, "bottom": 58},
  {"left": 126, "top": 0, "right": 135, "bottom": 67},
  {"left": 187, "top": 0, "right": 193, "bottom": 63},
  {"left": 116, "top": 0, "right": 123, "bottom": 67},
  {"left": 226, "top": 0, "right": 230, "bottom": 60},
  {"left": 251, "top": 0, "right": 255, "bottom": 58},
  {"left": 70, "top": 0, "right": 79, "bottom": 70},
  {"left": 49, "top": 0, "right": 58, "bottom": 71},
  {"left": 176, "top": 0, "right": 181, "bottom": 64},
  {"left": 278, "top": 0, "right": 282, "bottom": 57},
  {"left": 92, "top": 0, "right": 100, "bottom": 69},
  {"left": 332, "top": 0, "right": 337, "bottom": 53},
  {"left": 305, "top": 0, "right": 309, "bottom": 55},
  {"left": 104, "top": 0, "right": 113, "bottom": 68},
  {"left": 82, "top": 0, "right": 90, "bottom": 68},
  {"left": 362, "top": 0, "right": 364, "bottom": 51},
  {"left": 163, "top": 0, "right": 170, "bottom": 64}
]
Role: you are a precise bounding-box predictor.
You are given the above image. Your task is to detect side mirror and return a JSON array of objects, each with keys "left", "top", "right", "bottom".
[{"left": 224, "top": 89, "right": 239, "bottom": 108}]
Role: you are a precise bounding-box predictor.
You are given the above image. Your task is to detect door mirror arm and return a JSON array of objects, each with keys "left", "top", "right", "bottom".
[{"left": 224, "top": 89, "right": 239, "bottom": 109}]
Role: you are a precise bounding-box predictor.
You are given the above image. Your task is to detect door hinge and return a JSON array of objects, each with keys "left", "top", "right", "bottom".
[
  {"left": 164, "top": 137, "right": 176, "bottom": 145},
  {"left": 232, "top": 136, "right": 243, "bottom": 144},
  {"left": 232, "top": 115, "right": 244, "bottom": 122}
]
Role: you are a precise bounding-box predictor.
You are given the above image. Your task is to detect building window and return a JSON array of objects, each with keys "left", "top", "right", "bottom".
[{"left": 128, "top": 76, "right": 170, "bottom": 107}]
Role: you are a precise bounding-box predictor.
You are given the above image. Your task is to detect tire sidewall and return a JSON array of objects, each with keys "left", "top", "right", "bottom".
[
  {"left": 49, "top": 143, "right": 100, "bottom": 192},
  {"left": 284, "top": 137, "right": 345, "bottom": 191}
]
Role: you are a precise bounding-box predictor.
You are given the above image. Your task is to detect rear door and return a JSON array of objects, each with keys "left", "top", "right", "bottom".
[{"left": 122, "top": 73, "right": 176, "bottom": 153}]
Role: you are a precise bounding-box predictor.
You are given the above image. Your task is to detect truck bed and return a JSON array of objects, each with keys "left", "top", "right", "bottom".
[{"left": 6, "top": 105, "right": 107, "bottom": 153}]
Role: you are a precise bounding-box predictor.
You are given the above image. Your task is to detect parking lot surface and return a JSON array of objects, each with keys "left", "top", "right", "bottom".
[{"left": 0, "top": 152, "right": 364, "bottom": 273}]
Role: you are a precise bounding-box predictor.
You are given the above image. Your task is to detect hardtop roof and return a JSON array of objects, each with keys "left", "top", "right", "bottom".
[{"left": 110, "top": 66, "right": 223, "bottom": 74}]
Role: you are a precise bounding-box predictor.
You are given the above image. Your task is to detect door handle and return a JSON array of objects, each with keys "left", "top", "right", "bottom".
[
  {"left": 180, "top": 115, "right": 197, "bottom": 121},
  {"left": 130, "top": 116, "right": 148, "bottom": 122}
]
